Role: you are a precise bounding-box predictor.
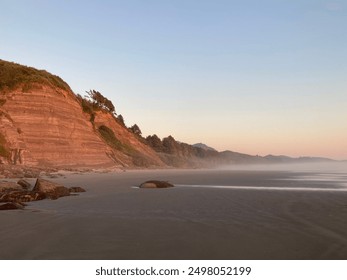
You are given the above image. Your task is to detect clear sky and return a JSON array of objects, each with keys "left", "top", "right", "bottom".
[{"left": 1, "top": 0, "right": 346, "bottom": 159}]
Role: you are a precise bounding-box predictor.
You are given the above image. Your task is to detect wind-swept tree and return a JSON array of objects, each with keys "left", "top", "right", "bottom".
[
  {"left": 85, "top": 89, "right": 116, "bottom": 114},
  {"left": 129, "top": 124, "right": 142, "bottom": 136}
]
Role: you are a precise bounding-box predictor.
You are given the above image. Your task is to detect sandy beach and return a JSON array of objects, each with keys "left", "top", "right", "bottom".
[{"left": 1, "top": 167, "right": 347, "bottom": 260}]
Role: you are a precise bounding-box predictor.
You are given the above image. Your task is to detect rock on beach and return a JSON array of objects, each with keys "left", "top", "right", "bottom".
[
  {"left": 32, "top": 178, "right": 70, "bottom": 200},
  {"left": 69, "top": 186, "right": 86, "bottom": 193},
  {"left": 139, "top": 180, "right": 174, "bottom": 188},
  {"left": 0, "top": 178, "right": 86, "bottom": 210},
  {"left": 0, "top": 202, "right": 25, "bottom": 210},
  {"left": 17, "top": 179, "right": 32, "bottom": 190}
]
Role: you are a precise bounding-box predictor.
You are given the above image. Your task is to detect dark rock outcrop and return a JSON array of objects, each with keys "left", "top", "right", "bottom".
[
  {"left": 32, "top": 178, "right": 70, "bottom": 200},
  {"left": 0, "top": 190, "right": 45, "bottom": 203},
  {"left": 17, "top": 179, "right": 31, "bottom": 190},
  {"left": 0, "top": 178, "right": 86, "bottom": 210},
  {"left": 139, "top": 180, "right": 174, "bottom": 188},
  {"left": 0, "top": 202, "right": 24, "bottom": 210},
  {"left": 0, "top": 182, "right": 22, "bottom": 192}
]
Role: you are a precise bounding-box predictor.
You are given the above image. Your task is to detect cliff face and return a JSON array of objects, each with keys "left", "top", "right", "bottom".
[
  {"left": 0, "top": 60, "right": 165, "bottom": 168},
  {"left": 0, "top": 84, "right": 117, "bottom": 167}
]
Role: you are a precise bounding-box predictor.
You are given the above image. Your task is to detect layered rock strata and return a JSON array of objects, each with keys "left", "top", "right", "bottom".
[{"left": 0, "top": 84, "right": 116, "bottom": 167}]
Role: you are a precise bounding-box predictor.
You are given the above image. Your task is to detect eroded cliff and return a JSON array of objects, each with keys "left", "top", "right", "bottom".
[{"left": 0, "top": 59, "right": 165, "bottom": 168}]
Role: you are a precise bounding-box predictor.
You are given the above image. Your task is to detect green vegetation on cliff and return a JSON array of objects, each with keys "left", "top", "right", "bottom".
[
  {"left": 98, "top": 125, "right": 150, "bottom": 166},
  {"left": 0, "top": 59, "right": 71, "bottom": 92},
  {"left": 98, "top": 125, "right": 124, "bottom": 151}
]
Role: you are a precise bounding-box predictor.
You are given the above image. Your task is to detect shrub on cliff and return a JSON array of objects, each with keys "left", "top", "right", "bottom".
[
  {"left": 98, "top": 125, "right": 123, "bottom": 150},
  {"left": 0, "top": 59, "right": 71, "bottom": 92},
  {"left": 98, "top": 125, "right": 139, "bottom": 157},
  {"left": 80, "top": 98, "right": 93, "bottom": 115}
]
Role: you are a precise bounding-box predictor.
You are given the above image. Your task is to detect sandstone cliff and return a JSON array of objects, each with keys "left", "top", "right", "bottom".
[
  {"left": 0, "top": 84, "right": 115, "bottom": 167},
  {"left": 0, "top": 59, "right": 165, "bottom": 168}
]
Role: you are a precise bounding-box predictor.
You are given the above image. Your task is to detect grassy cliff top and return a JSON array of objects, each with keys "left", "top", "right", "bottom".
[{"left": 0, "top": 59, "right": 71, "bottom": 92}]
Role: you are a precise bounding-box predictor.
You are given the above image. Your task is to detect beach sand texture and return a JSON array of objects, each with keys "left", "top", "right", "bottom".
[{"left": 1, "top": 168, "right": 347, "bottom": 260}]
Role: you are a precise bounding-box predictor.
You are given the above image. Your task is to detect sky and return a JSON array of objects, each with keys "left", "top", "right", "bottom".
[{"left": 1, "top": 0, "right": 346, "bottom": 159}]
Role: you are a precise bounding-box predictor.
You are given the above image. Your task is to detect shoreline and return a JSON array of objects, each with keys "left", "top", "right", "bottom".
[{"left": 1, "top": 160, "right": 346, "bottom": 180}]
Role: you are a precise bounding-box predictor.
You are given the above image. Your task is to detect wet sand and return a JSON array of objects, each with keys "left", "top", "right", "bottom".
[{"left": 1, "top": 168, "right": 347, "bottom": 259}]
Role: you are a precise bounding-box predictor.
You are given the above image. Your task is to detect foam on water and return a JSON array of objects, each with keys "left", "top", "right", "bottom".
[
  {"left": 176, "top": 185, "right": 347, "bottom": 192},
  {"left": 280, "top": 174, "right": 347, "bottom": 182}
]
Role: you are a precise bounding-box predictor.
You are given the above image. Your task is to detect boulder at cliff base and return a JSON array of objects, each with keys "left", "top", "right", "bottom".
[{"left": 33, "top": 179, "right": 70, "bottom": 200}]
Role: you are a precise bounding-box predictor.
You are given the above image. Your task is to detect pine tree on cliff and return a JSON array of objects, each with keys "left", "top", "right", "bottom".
[
  {"left": 146, "top": 134, "right": 164, "bottom": 152},
  {"left": 85, "top": 90, "right": 116, "bottom": 114},
  {"left": 129, "top": 124, "right": 142, "bottom": 136},
  {"left": 117, "top": 114, "right": 126, "bottom": 127}
]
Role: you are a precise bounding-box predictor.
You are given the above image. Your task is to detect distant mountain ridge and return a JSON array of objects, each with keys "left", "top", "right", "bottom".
[
  {"left": 193, "top": 143, "right": 217, "bottom": 152},
  {"left": 219, "top": 151, "right": 334, "bottom": 164}
]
